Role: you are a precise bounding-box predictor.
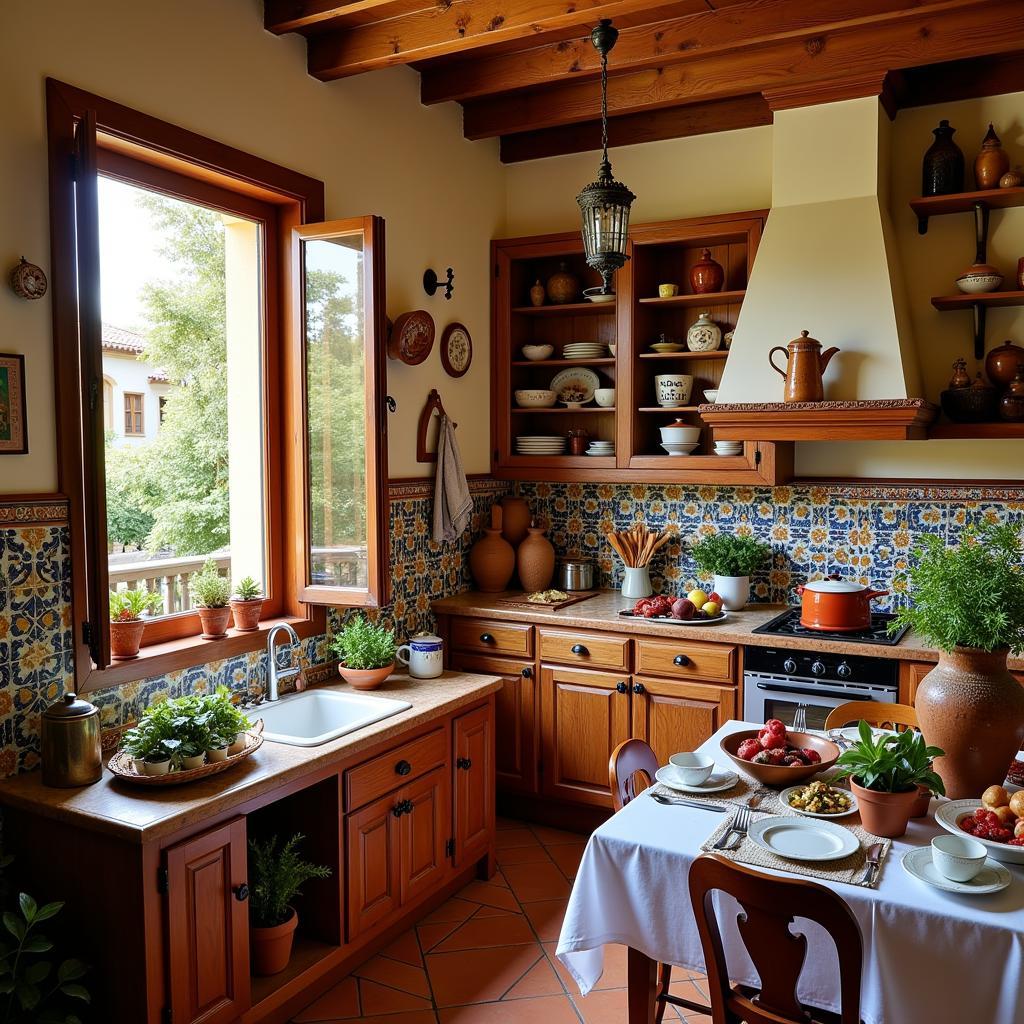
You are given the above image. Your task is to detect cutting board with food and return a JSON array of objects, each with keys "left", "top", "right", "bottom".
[{"left": 496, "top": 589, "right": 598, "bottom": 611}]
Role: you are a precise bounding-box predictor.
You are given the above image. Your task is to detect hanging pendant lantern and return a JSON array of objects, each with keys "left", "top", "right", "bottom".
[{"left": 576, "top": 19, "right": 635, "bottom": 296}]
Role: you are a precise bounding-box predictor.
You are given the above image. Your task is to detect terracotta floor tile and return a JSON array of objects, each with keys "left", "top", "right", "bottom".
[
  {"left": 490, "top": 868, "right": 511, "bottom": 888},
  {"left": 458, "top": 880, "right": 521, "bottom": 912},
  {"left": 496, "top": 828, "right": 543, "bottom": 850},
  {"left": 530, "top": 825, "right": 588, "bottom": 846},
  {"left": 292, "top": 975, "right": 360, "bottom": 1021},
  {"left": 667, "top": 979, "right": 711, "bottom": 1016},
  {"left": 497, "top": 843, "right": 553, "bottom": 866},
  {"left": 546, "top": 842, "right": 586, "bottom": 881},
  {"left": 434, "top": 910, "right": 536, "bottom": 952},
  {"left": 502, "top": 954, "right": 564, "bottom": 1001},
  {"left": 381, "top": 929, "right": 424, "bottom": 967},
  {"left": 568, "top": 987, "right": 629, "bottom": 1024},
  {"left": 426, "top": 943, "right": 545, "bottom": 1007},
  {"left": 354, "top": 955, "right": 431, "bottom": 999},
  {"left": 496, "top": 816, "right": 520, "bottom": 830},
  {"left": 356, "top": 1013, "right": 438, "bottom": 1024},
  {"left": 474, "top": 903, "right": 516, "bottom": 920},
  {"left": 521, "top": 899, "right": 568, "bottom": 942},
  {"left": 417, "top": 920, "right": 463, "bottom": 952},
  {"left": 544, "top": 942, "right": 626, "bottom": 992},
  {"left": 501, "top": 861, "right": 571, "bottom": 904},
  {"left": 437, "top": 994, "right": 580, "bottom": 1024},
  {"left": 359, "top": 979, "right": 433, "bottom": 1016},
  {"left": 421, "top": 897, "right": 479, "bottom": 924}
]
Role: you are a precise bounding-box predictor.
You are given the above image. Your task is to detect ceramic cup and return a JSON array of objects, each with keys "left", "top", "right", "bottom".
[
  {"left": 655, "top": 374, "right": 694, "bottom": 407},
  {"left": 669, "top": 752, "right": 715, "bottom": 786},
  {"left": 397, "top": 634, "right": 444, "bottom": 679},
  {"left": 931, "top": 834, "right": 987, "bottom": 882},
  {"left": 658, "top": 283, "right": 679, "bottom": 298},
  {"left": 594, "top": 388, "right": 616, "bottom": 408}
]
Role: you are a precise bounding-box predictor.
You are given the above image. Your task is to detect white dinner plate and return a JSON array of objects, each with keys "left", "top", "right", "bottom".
[
  {"left": 935, "top": 799, "right": 1024, "bottom": 865},
  {"left": 901, "top": 847, "right": 1011, "bottom": 895},
  {"left": 779, "top": 784, "right": 859, "bottom": 819},
  {"left": 748, "top": 816, "right": 860, "bottom": 862},
  {"left": 655, "top": 765, "right": 739, "bottom": 794}
]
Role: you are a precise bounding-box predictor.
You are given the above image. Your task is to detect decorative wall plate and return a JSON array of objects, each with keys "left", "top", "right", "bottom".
[
  {"left": 388, "top": 310, "right": 435, "bottom": 365},
  {"left": 9, "top": 258, "right": 47, "bottom": 300},
  {"left": 550, "top": 368, "right": 600, "bottom": 403},
  {"left": 440, "top": 322, "right": 472, "bottom": 378}
]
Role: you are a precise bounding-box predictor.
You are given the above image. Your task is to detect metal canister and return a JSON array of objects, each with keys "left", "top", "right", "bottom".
[
  {"left": 41, "top": 693, "right": 102, "bottom": 787},
  {"left": 556, "top": 559, "right": 594, "bottom": 592}
]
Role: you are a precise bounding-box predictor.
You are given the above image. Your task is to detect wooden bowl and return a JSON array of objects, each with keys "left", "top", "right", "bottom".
[{"left": 720, "top": 730, "right": 840, "bottom": 787}]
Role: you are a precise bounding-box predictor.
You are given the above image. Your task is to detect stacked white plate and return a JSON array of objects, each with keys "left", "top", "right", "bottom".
[
  {"left": 515, "top": 435, "right": 567, "bottom": 455},
  {"left": 586, "top": 441, "right": 615, "bottom": 457},
  {"left": 714, "top": 440, "right": 743, "bottom": 456},
  {"left": 562, "top": 343, "right": 607, "bottom": 359}
]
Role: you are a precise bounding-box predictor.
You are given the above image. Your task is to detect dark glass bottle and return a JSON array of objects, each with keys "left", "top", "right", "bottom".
[{"left": 922, "top": 120, "right": 964, "bottom": 197}]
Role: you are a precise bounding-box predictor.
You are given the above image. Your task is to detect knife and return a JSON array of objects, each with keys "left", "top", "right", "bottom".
[
  {"left": 649, "top": 792, "right": 728, "bottom": 813},
  {"left": 858, "top": 842, "right": 884, "bottom": 885}
]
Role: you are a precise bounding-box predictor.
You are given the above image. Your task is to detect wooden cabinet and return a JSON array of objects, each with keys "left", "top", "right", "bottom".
[
  {"left": 346, "top": 791, "right": 401, "bottom": 939},
  {"left": 400, "top": 766, "right": 450, "bottom": 905},
  {"left": 630, "top": 677, "right": 736, "bottom": 767},
  {"left": 451, "top": 617, "right": 533, "bottom": 657},
  {"left": 538, "top": 627, "right": 630, "bottom": 671},
  {"left": 453, "top": 705, "right": 494, "bottom": 865},
  {"left": 165, "top": 818, "right": 250, "bottom": 1024},
  {"left": 635, "top": 636, "right": 736, "bottom": 684}
]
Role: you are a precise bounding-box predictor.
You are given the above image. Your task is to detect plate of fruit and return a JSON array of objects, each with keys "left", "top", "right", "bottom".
[
  {"left": 619, "top": 589, "right": 727, "bottom": 624},
  {"left": 935, "top": 785, "right": 1024, "bottom": 865},
  {"left": 721, "top": 720, "right": 840, "bottom": 786}
]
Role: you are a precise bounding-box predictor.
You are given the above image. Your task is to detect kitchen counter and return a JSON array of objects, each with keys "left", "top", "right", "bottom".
[{"left": 0, "top": 670, "right": 500, "bottom": 843}]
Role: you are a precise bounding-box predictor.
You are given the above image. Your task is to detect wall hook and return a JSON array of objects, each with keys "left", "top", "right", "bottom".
[
  {"left": 385, "top": 395, "right": 397, "bottom": 413},
  {"left": 423, "top": 267, "right": 455, "bottom": 300}
]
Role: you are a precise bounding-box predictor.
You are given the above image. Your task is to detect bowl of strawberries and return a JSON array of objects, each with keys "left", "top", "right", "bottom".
[{"left": 721, "top": 719, "right": 840, "bottom": 786}]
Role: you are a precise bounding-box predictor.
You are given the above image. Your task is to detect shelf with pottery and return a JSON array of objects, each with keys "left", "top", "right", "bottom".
[
  {"left": 637, "top": 350, "right": 730, "bottom": 361},
  {"left": 931, "top": 290, "right": 1024, "bottom": 310},
  {"left": 637, "top": 289, "right": 746, "bottom": 307},
  {"left": 511, "top": 301, "right": 616, "bottom": 316}
]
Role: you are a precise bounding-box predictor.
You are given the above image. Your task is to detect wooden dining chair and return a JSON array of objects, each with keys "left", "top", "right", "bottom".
[
  {"left": 609, "top": 738, "right": 659, "bottom": 811},
  {"left": 824, "top": 700, "right": 918, "bottom": 733},
  {"left": 688, "top": 854, "right": 864, "bottom": 1024}
]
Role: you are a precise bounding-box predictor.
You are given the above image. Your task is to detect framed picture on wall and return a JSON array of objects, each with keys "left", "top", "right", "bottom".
[{"left": 0, "top": 354, "right": 27, "bottom": 454}]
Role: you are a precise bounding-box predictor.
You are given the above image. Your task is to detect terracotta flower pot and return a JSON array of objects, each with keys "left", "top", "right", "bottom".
[
  {"left": 230, "top": 598, "right": 264, "bottom": 632},
  {"left": 110, "top": 619, "right": 145, "bottom": 660},
  {"left": 915, "top": 647, "right": 1024, "bottom": 799},
  {"left": 251, "top": 907, "right": 298, "bottom": 976},
  {"left": 198, "top": 606, "right": 232, "bottom": 639},
  {"left": 909, "top": 784, "right": 933, "bottom": 818},
  {"left": 338, "top": 662, "right": 394, "bottom": 691},
  {"left": 851, "top": 779, "right": 917, "bottom": 839}
]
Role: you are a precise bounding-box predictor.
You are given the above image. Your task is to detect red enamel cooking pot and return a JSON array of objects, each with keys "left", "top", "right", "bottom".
[{"left": 796, "top": 575, "right": 889, "bottom": 632}]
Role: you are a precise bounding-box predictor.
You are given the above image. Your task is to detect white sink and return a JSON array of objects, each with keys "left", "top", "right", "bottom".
[{"left": 254, "top": 689, "right": 412, "bottom": 747}]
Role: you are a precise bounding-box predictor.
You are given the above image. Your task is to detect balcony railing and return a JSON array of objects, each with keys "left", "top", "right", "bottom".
[{"left": 109, "top": 554, "right": 231, "bottom": 615}]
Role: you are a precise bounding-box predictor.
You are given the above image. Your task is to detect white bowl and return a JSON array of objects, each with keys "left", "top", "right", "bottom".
[
  {"left": 669, "top": 752, "right": 715, "bottom": 786},
  {"left": 703, "top": 389, "right": 719, "bottom": 403},
  {"left": 514, "top": 389, "right": 557, "bottom": 408},
  {"left": 661, "top": 442, "right": 700, "bottom": 456},
  {"left": 956, "top": 272, "right": 1003, "bottom": 295},
  {"left": 931, "top": 834, "right": 987, "bottom": 882},
  {"left": 594, "top": 388, "right": 616, "bottom": 407},
  {"left": 521, "top": 344, "right": 555, "bottom": 361},
  {"left": 660, "top": 424, "right": 702, "bottom": 444}
]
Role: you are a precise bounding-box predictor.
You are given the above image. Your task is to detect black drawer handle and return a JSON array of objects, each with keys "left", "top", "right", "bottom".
[
  {"left": 234, "top": 883, "right": 250, "bottom": 902},
  {"left": 673, "top": 654, "right": 690, "bottom": 667},
  {"left": 480, "top": 633, "right": 495, "bottom": 644},
  {"left": 395, "top": 759, "right": 412, "bottom": 776},
  {"left": 521, "top": 667, "right": 533, "bottom": 679},
  {"left": 392, "top": 799, "right": 413, "bottom": 818},
  {"left": 616, "top": 681, "right": 628, "bottom": 694},
  {"left": 571, "top": 644, "right": 589, "bottom": 656},
  {"left": 632, "top": 682, "right": 646, "bottom": 695},
  {"left": 456, "top": 757, "right": 472, "bottom": 770}
]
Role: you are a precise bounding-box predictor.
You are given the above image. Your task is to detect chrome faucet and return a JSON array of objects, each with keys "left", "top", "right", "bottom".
[{"left": 266, "top": 622, "right": 301, "bottom": 702}]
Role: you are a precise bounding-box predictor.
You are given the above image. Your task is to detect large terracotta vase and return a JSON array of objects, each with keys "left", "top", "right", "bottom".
[
  {"left": 469, "top": 506, "right": 515, "bottom": 593},
  {"left": 915, "top": 647, "right": 1024, "bottom": 799},
  {"left": 500, "top": 497, "right": 531, "bottom": 546},
  {"left": 517, "top": 525, "right": 555, "bottom": 592}
]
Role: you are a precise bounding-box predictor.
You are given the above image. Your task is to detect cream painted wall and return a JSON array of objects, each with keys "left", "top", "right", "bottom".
[{"left": 0, "top": 0, "right": 505, "bottom": 491}]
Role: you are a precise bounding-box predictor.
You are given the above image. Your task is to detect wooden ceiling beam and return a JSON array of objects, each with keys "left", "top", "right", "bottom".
[
  {"left": 264, "top": 0, "right": 421, "bottom": 34},
  {"left": 462, "top": 0, "right": 1024, "bottom": 139}
]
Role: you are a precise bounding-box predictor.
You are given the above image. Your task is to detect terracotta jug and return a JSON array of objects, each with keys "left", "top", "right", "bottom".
[
  {"left": 546, "top": 262, "right": 578, "bottom": 305},
  {"left": 500, "top": 496, "right": 531, "bottom": 546},
  {"left": 517, "top": 522, "right": 556, "bottom": 592},
  {"left": 469, "top": 505, "right": 515, "bottom": 593},
  {"left": 975, "top": 123, "right": 1010, "bottom": 190},
  {"left": 689, "top": 248, "right": 724, "bottom": 294},
  {"left": 768, "top": 330, "right": 839, "bottom": 402}
]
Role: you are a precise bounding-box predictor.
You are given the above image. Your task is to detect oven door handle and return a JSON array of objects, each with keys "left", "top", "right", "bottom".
[{"left": 754, "top": 681, "right": 877, "bottom": 703}]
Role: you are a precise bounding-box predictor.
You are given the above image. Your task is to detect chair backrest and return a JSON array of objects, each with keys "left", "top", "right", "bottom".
[
  {"left": 824, "top": 700, "right": 918, "bottom": 733},
  {"left": 608, "top": 739, "right": 659, "bottom": 810},
  {"left": 688, "top": 855, "right": 863, "bottom": 1024}
]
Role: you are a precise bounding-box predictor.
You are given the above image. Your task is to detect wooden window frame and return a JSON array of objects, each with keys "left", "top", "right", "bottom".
[
  {"left": 123, "top": 392, "right": 144, "bottom": 436},
  {"left": 46, "top": 79, "right": 338, "bottom": 693}
]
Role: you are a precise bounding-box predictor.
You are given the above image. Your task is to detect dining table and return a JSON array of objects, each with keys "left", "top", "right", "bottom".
[{"left": 555, "top": 720, "right": 1024, "bottom": 1024}]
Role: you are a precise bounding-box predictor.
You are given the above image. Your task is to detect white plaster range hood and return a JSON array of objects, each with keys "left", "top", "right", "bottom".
[{"left": 701, "top": 97, "right": 937, "bottom": 440}]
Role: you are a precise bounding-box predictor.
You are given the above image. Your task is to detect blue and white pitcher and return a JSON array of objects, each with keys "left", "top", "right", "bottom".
[{"left": 396, "top": 633, "right": 444, "bottom": 679}]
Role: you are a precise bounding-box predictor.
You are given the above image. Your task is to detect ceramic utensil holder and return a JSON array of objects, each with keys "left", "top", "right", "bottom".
[{"left": 621, "top": 565, "right": 653, "bottom": 599}]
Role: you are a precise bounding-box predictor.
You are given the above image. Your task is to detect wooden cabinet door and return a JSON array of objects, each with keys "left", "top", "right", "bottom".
[
  {"left": 540, "top": 665, "right": 631, "bottom": 807},
  {"left": 400, "top": 766, "right": 450, "bottom": 905},
  {"left": 451, "top": 653, "right": 537, "bottom": 793},
  {"left": 165, "top": 818, "right": 250, "bottom": 1024},
  {"left": 453, "top": 705, "right": 494, "bottom": 866},
  {"left": 346, "top": 793, "right": 400, "bottom": 940},
  {"left": 631, "top": 677, "right": 736, "bottom": 767}
]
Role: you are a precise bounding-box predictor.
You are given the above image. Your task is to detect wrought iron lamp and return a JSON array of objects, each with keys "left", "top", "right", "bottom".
[{"left": 576, "top": 19, "right": 635, "bottom": 296}]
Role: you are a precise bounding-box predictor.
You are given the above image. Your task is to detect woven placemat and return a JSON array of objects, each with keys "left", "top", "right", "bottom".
[{"left": 651, "top": 777, "right": 786, "bottom": 813}]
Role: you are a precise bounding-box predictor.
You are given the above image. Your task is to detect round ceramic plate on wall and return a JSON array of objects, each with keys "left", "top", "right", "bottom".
[
  {"left": 440, "top": 322, "right": 472, "bottom": 377},
  {"left": 387, "top": 310, "right": 435, "bottom": 365}
]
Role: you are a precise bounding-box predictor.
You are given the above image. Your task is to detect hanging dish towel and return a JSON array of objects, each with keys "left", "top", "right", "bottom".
[{"left": 433, "top": 415, "right": 473, "bottom": 542}]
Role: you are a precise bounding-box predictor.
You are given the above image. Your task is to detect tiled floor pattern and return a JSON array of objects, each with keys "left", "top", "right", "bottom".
[{"left": 292, "top": 817, "right": 712, "bottom": 1024}]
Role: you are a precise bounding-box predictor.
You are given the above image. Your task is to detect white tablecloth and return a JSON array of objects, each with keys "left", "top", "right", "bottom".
[{"left": 556, "top": 720, "right": 1024, "bottom": 1024}]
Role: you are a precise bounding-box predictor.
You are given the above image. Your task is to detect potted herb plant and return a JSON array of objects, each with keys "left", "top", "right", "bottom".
[
  {"left": 688, "top": 533, "right": 770, "bottom": 610},
  {"left": 892, "top": 524, "right": 1024, "bottom": 798},
  {"left": 121, "top": 701, "right": 180, "bottom": 775},
  {"left": 190, "top": 558, "right": 232, "bottom": 639},
  {"left": 203, "top": 686, "right": 252, "bottom": 755},
  {"left": 231, "top": 575, "right": 264, "bottom": 632},
  {"left": 109, "top": 588, "right": 162, "bottom": 660},
  {"left": 833, "top": 722, "right": 945, "bottom": 837},
  {"left": 329, "top": 615, "right": 397, "bottom": 690},
  {"left": 248, "top": 833, "right": 331, "bottom": 976}
]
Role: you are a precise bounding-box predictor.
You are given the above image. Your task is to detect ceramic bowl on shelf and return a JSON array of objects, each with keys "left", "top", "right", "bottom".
[
  {"left": 655, "top": 374, "right": 694, "bottom": 407},
  {"left": 956, "top": 262, "right": 1003, "bottom": 294},
  {"left": 660, "top": 421, "right": 701, "bottom": 444},
  {"left": 521, "top": 344, "right": 555, "bottom": 361},
  {"left": 661, "top": 442, "right": 700, "bottom": 456},
  {"left": 583, "top": 287, "right": 615, "bottom": 304},
  {"left": 658, "top": 283, "right": 679, "bottom": 298},
  {"left": 651, "top": 342, "right": 685, "bottom": 354},
  {"left": 514, "top": 389, "right": 557, "bottom": 408},
  {"left": 703, "top": 389, "right": 719, "bottom": 403},
  {"left": 594, "top": 388, "right": 616, "bottom": 407}
]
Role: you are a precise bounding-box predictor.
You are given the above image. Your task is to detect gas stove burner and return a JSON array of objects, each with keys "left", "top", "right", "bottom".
[{"left": 751, "top": 607, "right": 911, "bottom": 646}]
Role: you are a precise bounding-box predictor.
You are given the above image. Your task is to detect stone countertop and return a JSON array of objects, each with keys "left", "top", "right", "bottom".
[
  {"left": 0, "top": 671, "right": 501, "bottom": 844},
  {"left": 432, "top": 591, "right": 1024, "bottom": 670}
]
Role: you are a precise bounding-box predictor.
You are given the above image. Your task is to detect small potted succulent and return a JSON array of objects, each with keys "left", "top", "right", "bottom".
[
  {"left": 329, "top": 615, "right": 397, "bottom": 690},
  {"left": 109, "top": 588, "right": 163, "bottom": 660},
  {"left": 248, "top": 833, "right": 331, "bottom": 976},
  {"left": 230, "top": 576, "right": 264, "bottom": 632},
  {"left": 833, "top": 721, "right": 945, "bottom": 838},
  {"left": 203, "top": 686, "right": 252, "bottom": 755},
  {"left": 190, "top": 558, "right": 232, "bottom": 639},
  {"left": 688, "top": 533, "right": 770, "bottom": 610}
]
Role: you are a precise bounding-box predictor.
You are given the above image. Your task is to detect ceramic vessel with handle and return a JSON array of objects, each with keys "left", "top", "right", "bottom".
[
  {"left": 769, "top": 330, "right": 839, "bottom": 402},
  {"left": 396, "top": 633, "right": 444, "bottom": 679},
  {"left": 796, "top": 576, "right": 889, "bottom": 632}
]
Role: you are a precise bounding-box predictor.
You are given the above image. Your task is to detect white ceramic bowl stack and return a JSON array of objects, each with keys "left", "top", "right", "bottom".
[
  {"left": 660, "top": 421, "right": 701, "bottom": 456},
  {"left": 514, "top": 389, "right": 557, "bottom": 408},
  {"left": 515, "top": 435, "right": 567, "bottom": 455},
  {"left": 714, "top": 440, "right": 743, "bottom": 457},
  {"left": 586, "top": 440, "right": 615, "bottom": 457}
]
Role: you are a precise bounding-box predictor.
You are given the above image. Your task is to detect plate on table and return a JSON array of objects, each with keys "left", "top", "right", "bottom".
[
  {"left": 655, "top": 765, "right": 739, "bottom": 794},
  {"left": 748, "top": 816, "right": 860, "bottom": 862},
  {"left": 901, "top": 848, "right": 1011, "bottom": 895},
  {"left": 935, "top": 799, "right": 1024, "bottom": 865},
  {"left": 550, "top": 368, "right": 600, "bottom": 403},
  {"left": 618, "top": 610, "right": 729, "bottom": 626},
  {"left": 780, "top": 784, "right": 859, "bottom": 819},
  {"left": 839, "top": 726, "right": 895, "bottom": 744}
]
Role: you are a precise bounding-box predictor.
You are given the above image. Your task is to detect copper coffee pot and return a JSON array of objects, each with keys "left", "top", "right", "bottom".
[{"left": 769, "top": 330, "right": 839, "bottom": 402}]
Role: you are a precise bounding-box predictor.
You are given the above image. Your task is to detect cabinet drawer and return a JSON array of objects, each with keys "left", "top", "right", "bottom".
[
  {"left": 451, "top": 618, "right": 533, "bottom": 657},
  {"left": 538, "top": 628, "right": 630, "bottom": 671},
  {"left": 635, "top": 637, "right": 736, "bottom": 684},
  {"left": 345, "top": 728, "right": 447, "bottom": 812}
]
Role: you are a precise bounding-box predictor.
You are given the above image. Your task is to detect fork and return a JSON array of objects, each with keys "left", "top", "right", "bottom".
[
  {"left": 793, "top": 705, "right": 807, "bottom": 732},
  {"left": 713, "top": 805, "right": 751, "bottom": 850}
]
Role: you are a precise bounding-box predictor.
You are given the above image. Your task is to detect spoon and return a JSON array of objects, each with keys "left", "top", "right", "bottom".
[{"left": 649, "top": 792, "right": 727, "bottom": 813}]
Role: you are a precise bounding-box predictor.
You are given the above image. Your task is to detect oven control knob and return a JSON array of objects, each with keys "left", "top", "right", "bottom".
[
  {"left": 810, "top": 659, "right": 827, "bottom": 676},
  {"left": 837, "top": 662, "right": 853, "bottom": 679},
  {"left": 783, "top": 658, "right": 797, "bottom": 674}
]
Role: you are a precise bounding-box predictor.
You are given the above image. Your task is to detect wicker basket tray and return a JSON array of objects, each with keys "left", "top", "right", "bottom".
[{"left": 107, "top": 720, "right": 264, "bottom": 786}]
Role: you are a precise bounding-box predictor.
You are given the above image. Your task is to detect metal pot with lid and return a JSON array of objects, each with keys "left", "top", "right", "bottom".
[
  {"left": 556, "top": 559, "right": 594, "bottom": 592},
  {"left": 41, "top": 692, "right": 102, "bottom": 787},
  {"left": 795, "top": 575, "right": 889, "bottom": 632}
]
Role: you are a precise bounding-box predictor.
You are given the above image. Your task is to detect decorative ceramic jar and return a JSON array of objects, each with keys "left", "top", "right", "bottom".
[
  {"left": 940, "top": 373, "right": 997, "bottom": 422},
  {"left": 621, "top": 565, "right": 653, "bottom": 600},
  {"left": 689, "top": 248, "right": 724, "bottom": 294},
  {"left": 546, "top": 262, "right": 579, "bottom": 305},
  {"left": 500, "top": 496, "right": 531, "bottom": 546},
  {"left": 517, "top": 524, "right": 556, "bottom": 592},
  {"left": 529, "top": 279, "right": 545, "bottom": 307},
  {"left": 723, "top": 330, "right": 734, "bottom": 350},
  {"left": 655, "top": 374, "right": 694, "bottom": 407},
  {"left": 1000, "top": 168, "right": 1024, "bottom": 189},
  {"left": 686, "top": 312, "right": 721, "bottom": 352},
  {"left": 469, "top": 506, "right": 516, "bottom": 592},
  {"left": 947, "top": 357, "right": 971, "bottom": 390},
  {"left": 985, "top": 340, "right": 1024, "bottom": 389},
  {"left": 975, "top": 123, "right": 1010, "bottom": 190},
  {"left": 921, "top": 119, "right": 964, "bottom": 196},
  {"left": 956, "top": 261, "right": 1003, "bottom": 294},
  {"left": 999, "top": 370, "right": 1024, "bottom": 422},
  {"left": 568, "top": 429, "right": 589, "bottom": 456}
]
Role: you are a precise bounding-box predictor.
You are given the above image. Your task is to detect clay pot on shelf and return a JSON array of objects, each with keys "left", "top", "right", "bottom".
[
  {"left": 975, "top": 123, "right": 1010, "bottom": 190},
  {"left": 686, "top": 312, "right": 721, "bottom": 353},
  {"left": 947, "top": 358, "right": 971, "bottom": 390},
  {"left": 915, "top": 647, "right": 1024, "bottom": 799},
  {"left": 197, "top": 606, "right": 232, "bottom": 639},
  {"left": 517, "top": 523, "right": 556, "bottom": 592},
  {"left": 251, "top": 907, "right": 299, "bottom": 976},
  {"left": 546, "top": 262, "right": 579, "bottom": 305},
  {"left": 955, "top": 261, "right": 1003, "bottom": 295},
  {"left": 500, "top": 496, "right": 531, "bottom": 546},
  {"left": 110, "top": 619, "right": 145, "bottom": 660},
  {"left": 469, "top": 505, "right": 515, "bottom": 592},
  {"left": 985, "top": 340, "right": 1024, "bottom": 389},
  {"left": 689, "top": 248, "right": 724, "bottom": 294},
  {"left": 940, "top": 373, "right": 998, "bottom": 422},
  {"left": 921, "top": 119, "right": 964, "bottom": 197},
  {"left": 851, "top": 780, "right": 917, "bottom": 839},
  {"left": 999, "top": 370, "right": 1024, "bottom": 422},
  {"left": 529, "top": 279, "right": 545, "bottom": 307}
]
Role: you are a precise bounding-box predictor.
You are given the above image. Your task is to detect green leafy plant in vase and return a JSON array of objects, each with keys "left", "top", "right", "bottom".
[
  {"left": 891, "top": 524, "right": 1024, "bottom": 799},
  {"left": 230, "top": 575, "right": 265, "bottom": 632},
  {"left": 189, "top": 558, "right": 232, "bottom": 639},
  {"left": 688, "top": 533, "right": 770, "bottom": 610},
  {"left": 109, "top": 588, "right": 163, "bottom": 660},
  {"left": 329, "top": 615, "right": 396, "bottom": 690}
]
